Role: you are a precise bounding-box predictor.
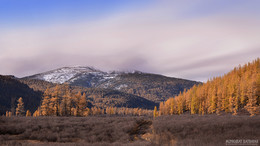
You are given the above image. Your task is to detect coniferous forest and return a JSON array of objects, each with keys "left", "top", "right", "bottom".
[{"left": 159, "top": 58, "right": 260, "bottom": 116}]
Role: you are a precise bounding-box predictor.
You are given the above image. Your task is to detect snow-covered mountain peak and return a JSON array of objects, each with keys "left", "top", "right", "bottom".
[
  {"left": 24, "top": 66, "right": 143, "bottom": 85},
  {"left": 26, "top": 66, "right": 103, "bottom": 84}
]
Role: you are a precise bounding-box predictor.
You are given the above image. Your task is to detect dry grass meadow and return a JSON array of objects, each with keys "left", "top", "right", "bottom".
[{"left": 0, "top": 114, "right": 259, "bottom": 146}]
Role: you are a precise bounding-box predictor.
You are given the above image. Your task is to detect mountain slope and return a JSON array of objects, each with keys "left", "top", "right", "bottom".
[
  {"left": 20, "top": 78, "right": 158, "bottom": 109},
  {"left": 159, "top": 58, "right": 260, "bottom": 116},
  {"left": 96, "top": 72, "right": 198, "bottom": 102},
  {"left": 24, "top": 67, "right": 199, "bottom": 102},
  {"left": 0, "top": 75, "right": 42, "bottom": 115}
]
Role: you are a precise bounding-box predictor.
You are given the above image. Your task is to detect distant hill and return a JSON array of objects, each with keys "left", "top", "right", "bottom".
[
  {"left": 0, "top": 75, "right": 42, "bottom": 115},
  {"left": 23, "top": 66, "right": 199, "bottom": 102}
]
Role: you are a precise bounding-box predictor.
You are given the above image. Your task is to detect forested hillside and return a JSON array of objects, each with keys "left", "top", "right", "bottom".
[
  {"left": 19, "top": 79, "right": 158, "bottom": 110},
  {"left": 97, "top": 73, "right": 199, "bottom": 102},
  {"left": 159, "top": 58, "right": 260, "bottom": 116},
  {"left": 0, "top": 75, "right": 42, "bottom": 115}
]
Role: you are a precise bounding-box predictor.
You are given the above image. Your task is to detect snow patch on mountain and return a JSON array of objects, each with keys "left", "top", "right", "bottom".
[
  {"left": 115, "top": 84, "right": 128, "bottom": 90},
  {"left": 28, "top": 66, "right": 102, "bottom": 84},
  {"left": 43, "top": 72, "right": 76, "bottom": 84},
  {"left": 24, "top": 66, "right": 143, "bottom": 86}
]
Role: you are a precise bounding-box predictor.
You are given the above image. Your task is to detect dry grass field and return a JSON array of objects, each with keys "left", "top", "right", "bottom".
[{"left": 0, "top": 114, "right": 259, "bottom": 146}]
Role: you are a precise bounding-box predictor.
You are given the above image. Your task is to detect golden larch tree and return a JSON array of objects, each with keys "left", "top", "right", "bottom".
[
  {"left": 26, "top": 110, "right": 31, "bottom": 117},
  {"left": 16, "top": 97, "right": 25, "bottom": 116},
  {"left": 153, "top": 106, "right": 158, "bottom": 118},
  {"left": 41, "top": 88, "right": 51, "bottom": 116},
  {"left": 79, "top": 93, "right": 87, "bottom": 116}
]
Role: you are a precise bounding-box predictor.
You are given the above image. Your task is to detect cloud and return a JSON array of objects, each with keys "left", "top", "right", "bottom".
[
  {"left": 162, "top": 47, "right": 260, "bottom": 81},
  {"left": 0, "top": 1, "right": 260, "bottom": 82}
]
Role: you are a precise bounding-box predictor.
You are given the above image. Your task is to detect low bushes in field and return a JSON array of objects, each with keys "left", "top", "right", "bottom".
[
  {"left": 0, "top": 114, "right": 259, "bottom": 146},
  {"left": 152, "top": 114, "right": 260, "bottom": 146},
  {"left": 0, "top": 116, "right": 152, "bottom": 145}
]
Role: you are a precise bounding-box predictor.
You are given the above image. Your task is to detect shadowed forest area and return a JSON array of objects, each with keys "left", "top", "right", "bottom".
[{"left": 0, "top": 115, "right": 259, "bottom": 146}]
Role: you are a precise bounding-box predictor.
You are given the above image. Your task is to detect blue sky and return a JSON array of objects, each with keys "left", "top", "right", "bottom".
[
  {"left": 0, "top": 0, "right": 149, "bottom": 27},
  {"left": 0, "top": 0, "right": 260, "bottom": 81}
]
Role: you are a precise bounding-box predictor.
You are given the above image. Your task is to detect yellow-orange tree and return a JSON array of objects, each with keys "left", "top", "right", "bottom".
[{"left": 159, "top": 58, "right": 260, "bottom": 116}]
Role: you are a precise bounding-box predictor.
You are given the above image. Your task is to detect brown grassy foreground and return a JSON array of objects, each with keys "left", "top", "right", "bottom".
[
  {"left": 0, "top": 115, "right": 259, "bottom": 146},
  {"left": 153, "top": 114, "right": 260, "bottom": 146}
]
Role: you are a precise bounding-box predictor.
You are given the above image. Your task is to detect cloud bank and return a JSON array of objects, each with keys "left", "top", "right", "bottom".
[{"left": 0, "top": 1, "right": 260, "bottom": 82}]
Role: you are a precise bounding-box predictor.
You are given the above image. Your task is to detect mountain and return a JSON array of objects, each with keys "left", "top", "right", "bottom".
[
  {"left": 0, "top": 66, "right": 203, "bottom": 115},
  {"left": 0, "top": 75, "right": 157, "bottom": 115},
  {"left": 0, "top": 75, "right": 42, "bottom": 115},
  {"left": 24, "top": 66, "right": 199, "bottom": 102}
]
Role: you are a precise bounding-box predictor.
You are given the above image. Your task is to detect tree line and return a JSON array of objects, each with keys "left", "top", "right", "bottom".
[
  {"left": 156, "top": 58, "right": 260, "bottom": 116},
  {"left": 5, "top": 85, "right": 152, "bottom": 117}
]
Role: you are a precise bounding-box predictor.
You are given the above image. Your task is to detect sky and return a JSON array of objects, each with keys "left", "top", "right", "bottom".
[{"left": 0, "top": 0, "right": 260, "bottom": 82}]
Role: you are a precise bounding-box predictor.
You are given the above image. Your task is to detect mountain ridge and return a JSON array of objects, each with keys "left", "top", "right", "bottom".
[{"left": 23, "top": 66, "right": 200, "bottom": 102}]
